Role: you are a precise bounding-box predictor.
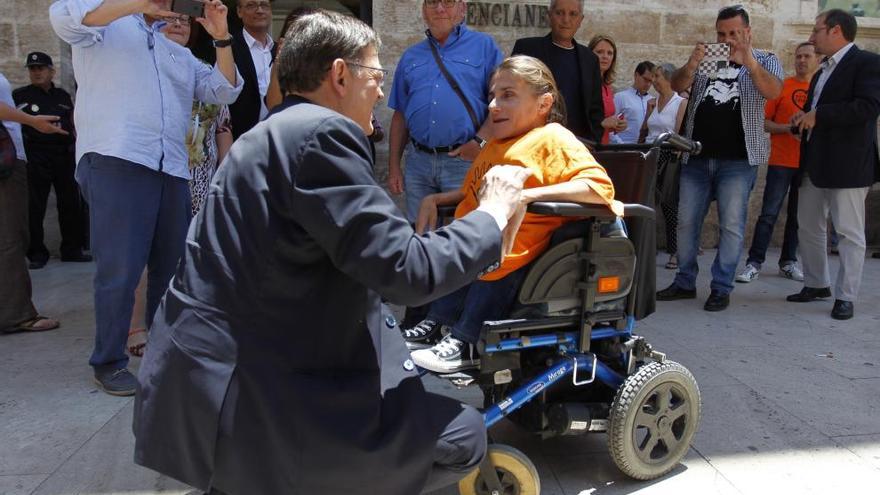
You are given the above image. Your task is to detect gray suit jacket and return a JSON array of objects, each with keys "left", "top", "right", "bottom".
[{"left": 133, "top": 96, "right": 502, "bottom": 494}]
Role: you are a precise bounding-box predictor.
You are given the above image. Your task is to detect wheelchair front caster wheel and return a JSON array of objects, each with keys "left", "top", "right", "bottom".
[
  {"left": 458, "top": 444, "right": 540, "bottom": 495},
  {"left": 608, "top": 360, "right": 701, "bottom": 480}
]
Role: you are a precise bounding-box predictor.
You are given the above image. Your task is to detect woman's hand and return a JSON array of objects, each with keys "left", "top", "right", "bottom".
[
  {"left": 601, "top": 115, "right": 628, "bottom": 132},
  {"left": 415, "top": 194, "right": 440, "bottom": 234}
]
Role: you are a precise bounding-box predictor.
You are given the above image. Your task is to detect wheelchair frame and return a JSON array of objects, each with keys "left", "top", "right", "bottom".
[{"left": 428, "top": 134, "right": 704, "bottom": 494}]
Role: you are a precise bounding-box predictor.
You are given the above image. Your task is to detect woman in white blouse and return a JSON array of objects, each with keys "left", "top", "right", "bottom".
[{"left": 640, "top": 63, "right": 688, "bottom": 269}]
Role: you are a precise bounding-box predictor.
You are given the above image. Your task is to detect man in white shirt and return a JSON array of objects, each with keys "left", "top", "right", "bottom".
[
  {"left": 230, "top": 0, "right": 275, "bottom": 139},
  {"left": 612, "top": 61, "right": 655, "bottom": 143}
]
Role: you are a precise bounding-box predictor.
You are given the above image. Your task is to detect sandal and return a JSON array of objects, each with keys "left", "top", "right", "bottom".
[
  {"left": 665, "top": 254, "right": 678, "bottom": 270},
  {"left": 127, "top": 328, "right": 148, "bottom": 357},
  {"left": 4, "top": 316, "right": 60, "bottom": 334}
]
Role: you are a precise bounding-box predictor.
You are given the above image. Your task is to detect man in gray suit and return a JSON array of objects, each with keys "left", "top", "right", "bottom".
[
  {"left": 788, "top": 9, "right": 880, "bottom": 319},
  {"left": 133, "top": 10, "right": 530, "bottom": 495}
]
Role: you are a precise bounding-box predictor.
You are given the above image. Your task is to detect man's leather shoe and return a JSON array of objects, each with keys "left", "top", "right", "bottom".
[
  {"left": 61, "top": 251, "right": 93, "bottom": 263},
  {"left": 704, "top": 291, "right": 730, "bottom": 311},
  {"left": 656, "top": 283, "right": 696, "bottom": 301},
  {"left": 28, "top": 259, "right": 47, "bottom": 270},
  {"left": 831, "top": 300, "right": 854, "bottom": 320},
  {"left": 786, "top": 287, "right": 832, "bottom": 302}
]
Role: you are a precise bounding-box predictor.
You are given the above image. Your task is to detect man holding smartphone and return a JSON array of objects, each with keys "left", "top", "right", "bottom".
[{"left": 50, "top": 0, "right": 243, "bottom": 396}]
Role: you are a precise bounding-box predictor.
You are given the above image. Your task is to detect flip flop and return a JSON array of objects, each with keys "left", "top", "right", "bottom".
[
  {"left": 127, "top": 328, "right": 148, "bottom": 357},
  {"left": 4, "top": 316, "right": 60, "bottom": 334}
]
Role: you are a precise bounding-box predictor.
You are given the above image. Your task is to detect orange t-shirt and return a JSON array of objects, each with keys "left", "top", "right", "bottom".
[
  {"left": 765, "top": 77, "right": 810, "bottom": 168},
  {"left": 455, "top": 123, "right": 622, "bottom": 281}
]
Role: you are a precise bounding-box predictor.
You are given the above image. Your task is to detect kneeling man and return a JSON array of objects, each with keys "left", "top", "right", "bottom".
[{"left": 133, "top": 10, "right": 530, "bottom": 495}]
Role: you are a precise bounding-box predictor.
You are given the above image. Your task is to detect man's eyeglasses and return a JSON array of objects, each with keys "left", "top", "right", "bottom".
[
  {"left": 346, "top": 61, "right": 389, "bottom": 87},
  {"left": 424, "top": 0, "right": 460, "bottom": 9},
  {"left": 161, "top": 15, "right": 191, "bottom": 26},
  {"left": 241, "top": 1, "right": 272, "bottom": 12}
]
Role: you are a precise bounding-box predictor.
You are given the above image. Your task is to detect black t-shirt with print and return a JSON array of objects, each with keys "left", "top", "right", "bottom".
[{"left": 692, "top": 64, "right": 748, "bottom": 160}]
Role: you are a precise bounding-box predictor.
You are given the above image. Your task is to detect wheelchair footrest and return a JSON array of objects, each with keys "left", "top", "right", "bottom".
[{"left": 437, "top": 369, "right": 480, "bottom": 388}]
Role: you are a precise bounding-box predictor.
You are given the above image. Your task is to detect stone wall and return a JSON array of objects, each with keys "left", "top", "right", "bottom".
[{"left": 3, "top": 0, "right": 879, "bottom": 250}]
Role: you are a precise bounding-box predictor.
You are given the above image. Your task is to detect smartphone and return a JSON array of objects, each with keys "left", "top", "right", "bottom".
[
  {"left": 616, "top": 112, "right": 626, "bottom": 119},
  {"left": 171, "top": 0, "right": 205, "bottom": 18}
]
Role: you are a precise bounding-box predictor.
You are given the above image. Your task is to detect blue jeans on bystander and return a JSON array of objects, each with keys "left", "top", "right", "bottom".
[
  {"left": 403, "top": 145, "right": 472, "bottom": 222},
  {"left": 673, "top": 158, "right": 757, "bottom": 296},
  {"left": 745, "top": 165, "right": 800, "bottom": 267}
]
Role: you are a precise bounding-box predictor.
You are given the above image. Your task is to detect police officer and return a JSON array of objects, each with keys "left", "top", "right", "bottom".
[{"left": 13, "top": 52, "right": 90, "bottom": 269}]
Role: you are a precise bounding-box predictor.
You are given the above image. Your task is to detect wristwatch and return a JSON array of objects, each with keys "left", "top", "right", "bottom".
[
  {"left": 212, "top": 36, "right": 234, "bottom": 48},
  {"left": 472, "top": 135, "right": 487, "bottom": 149}
]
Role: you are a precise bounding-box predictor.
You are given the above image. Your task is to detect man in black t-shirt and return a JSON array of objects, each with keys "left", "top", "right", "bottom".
[
  {"left": 512, "top": 0, "right": 604, "bottom": 142},
  {"left": 656, "top": 5, "right": 783, "bottom": 312}
]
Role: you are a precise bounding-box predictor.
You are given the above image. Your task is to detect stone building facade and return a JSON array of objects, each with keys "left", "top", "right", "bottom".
[{"left": 2, "top": 0, "right": 878, "bottom": 248}]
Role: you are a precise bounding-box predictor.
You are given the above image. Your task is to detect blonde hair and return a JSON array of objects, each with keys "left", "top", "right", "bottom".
[
  {"left": 588, "top": 34, "right": 617, "bottom": 86},
  {"left": 492, "top": 55, "right": 567, "bottom": 126}
]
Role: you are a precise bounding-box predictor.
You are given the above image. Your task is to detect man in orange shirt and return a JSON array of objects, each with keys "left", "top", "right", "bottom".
[{"left": 736, "top": 42, "right": 818, "bottom": 283}]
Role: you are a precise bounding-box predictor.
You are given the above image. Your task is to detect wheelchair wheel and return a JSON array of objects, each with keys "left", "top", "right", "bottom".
[
  {"left": 608, "top": 361, "right": 701, "bottom": 480},
  {"left": 458, "top": 444, "right": 540, "bottom": 495}
]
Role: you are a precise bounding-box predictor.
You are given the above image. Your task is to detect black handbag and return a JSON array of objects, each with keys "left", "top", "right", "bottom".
[{"left": 0, "top": 122, "right": 18, "bottom": 181}]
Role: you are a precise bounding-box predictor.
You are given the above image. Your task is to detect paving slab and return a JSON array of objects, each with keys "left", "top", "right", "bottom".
[{"left": 6, "top": 248, "right": 879, "bottom": 495}]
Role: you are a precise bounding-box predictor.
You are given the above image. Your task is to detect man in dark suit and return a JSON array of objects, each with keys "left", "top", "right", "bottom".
[
  {"left": 511, "top": 0, "right": 604, "bottom": 142},
  {"left": 788, "top": 9, "right": 880, "bottom": 320},
  {"left": 133, "top": 10, "right": 530, "bottom": 495},
  {"left": 229, "top": 0, "right": 275, "bottom": 139}
]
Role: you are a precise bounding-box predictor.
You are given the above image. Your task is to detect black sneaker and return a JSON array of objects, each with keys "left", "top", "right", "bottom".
[
  {"left": 704, "top": 291, "right": 730, "bottom": 312},
  {"left": 401, "top": 319, "right": 442, "bottom": 349},
  {"left": 410, "top": 334, "right": 479, "bottom": 373},
  {"left": 656, "top": 283, "right": 697, "bottom": 301},
  {"left": 28, "top": 258, "right": 48, "bottom": 270},
  {"left": 93, "top": 368, "right": 137, "bottom": 396}
]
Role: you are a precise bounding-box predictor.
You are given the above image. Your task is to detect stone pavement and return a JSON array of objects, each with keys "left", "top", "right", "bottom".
[{"left": 2, "top": 250, "right": 880, "bottom": 495}]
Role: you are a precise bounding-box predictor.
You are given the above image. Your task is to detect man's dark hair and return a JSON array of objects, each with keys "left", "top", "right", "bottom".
[
  {"left": 635, "top": 60, "right": 655, "bottom": 75},
  {"left": 821, "top": 9, "right": 857, "bottom": 42},
  {"left": 717, "top": 5, "right": 749, "bottom": 26},
  {"left": 277, "top": 10, "right": 381, "bottom": 94},
  {"left": 795, "top": 41, "right": 815, "bottom": 52}
]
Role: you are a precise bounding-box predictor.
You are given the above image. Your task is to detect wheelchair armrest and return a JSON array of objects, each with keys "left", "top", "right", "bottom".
[
  {"left": 440, "top": 202, "right": 654, "bottom": 221},
  {"left": 527, "top": 202, "right": 654, "bottom": 220}
]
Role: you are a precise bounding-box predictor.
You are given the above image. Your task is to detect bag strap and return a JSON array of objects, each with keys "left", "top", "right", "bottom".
[{"left": 427, "top": 38, "right": 481, "bottom": 132}]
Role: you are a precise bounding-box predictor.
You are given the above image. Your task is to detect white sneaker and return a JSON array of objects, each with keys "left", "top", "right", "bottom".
[
  {"left": 410, "top": 334, "right": 479, "bottom": 373},
  {"left": 736, "top": 263, "right": 760, "bottom": 283},
  {"left": 779, "top": 262, "right": 805, "bottom": 282}
]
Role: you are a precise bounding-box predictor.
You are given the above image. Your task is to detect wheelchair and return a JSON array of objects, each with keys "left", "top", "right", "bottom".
[{"left": 425, "top": 133, "right": 704, "bottom": 495}]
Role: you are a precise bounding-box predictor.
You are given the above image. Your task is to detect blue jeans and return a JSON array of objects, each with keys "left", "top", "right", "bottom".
[
  {"left": 674, "top": 158, "right": 757, "bottom": 295},
  {"left": 746, "top": 165, "right": 799, "bottom": 267},
  {"left": 403, "top": 145, "right": 472, "bottom": 222},
  {"left": 427, "top": 267, "right": 529, "bottom": 345},
  {"left": 76, "top": 153, "right": 191, "bottom": 372}
]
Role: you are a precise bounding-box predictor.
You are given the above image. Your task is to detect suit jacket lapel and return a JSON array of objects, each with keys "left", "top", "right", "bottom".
[{"left": 816, "top": 45, "right": 859, "bottom": 105}]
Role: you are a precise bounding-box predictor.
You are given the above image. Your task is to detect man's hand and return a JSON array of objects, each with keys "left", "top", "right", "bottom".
[
  {"left": 138, "top": 0, "right": 174, "bottom": 17},
  {"left": 477, "top": 165, "right": 533, "bottom": 224},
  {"left": 387, "top": 165, "right": 404, "bottom": 195},
  {"left": 29, "top": 115, "right": 69, "bottom": 135},
  {"left": 449, "top": 140, "right": 481, "bottom": 161},
  {"left": 728, "top": 28, "right": 756, "bottom": 69},
  {"left": 647, "top": 98, "right": 657, "bottom": 114},
  {"left": 792, "top": 109, "right": 817, "bottom": 133},
  {"left": 686, "top": 43, "right": 707, "bottom": 72},
  {"left": 415, "top": 195, "right": 439, "bottom": 234},
  {"left": 196, "top": 0, "right": 230, "bottom": 40}
]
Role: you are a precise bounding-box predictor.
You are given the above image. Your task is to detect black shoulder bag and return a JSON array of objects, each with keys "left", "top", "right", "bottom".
[{"left": 427, "top": 40, "right": 481, "bottom": 132}]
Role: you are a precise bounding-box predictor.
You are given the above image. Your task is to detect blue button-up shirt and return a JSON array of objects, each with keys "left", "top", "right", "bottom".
[
  {"left": 388, "top": 24, "right": 502, "bottom": 148},
  {"left": 0, "top": 73, "right": 26, "bottom": 161},
  {"left": 612, "top": 87, "right": 653, "bottom": 144},
  {"left": 50, "top": 0, "right": 243, "bottom": 180}
]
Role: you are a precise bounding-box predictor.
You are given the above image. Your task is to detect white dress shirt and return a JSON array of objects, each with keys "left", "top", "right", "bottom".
[
  {"left": 242, "top": 28, "right": 274, "bottom": 120},
  {"left": 813, "top": 42, "right": 854, "bottom": 105}
]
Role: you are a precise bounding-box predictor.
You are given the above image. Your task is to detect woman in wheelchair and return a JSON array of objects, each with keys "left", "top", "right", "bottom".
[{"left": 406, "top": 55, "right": 624, "bottom": 373}]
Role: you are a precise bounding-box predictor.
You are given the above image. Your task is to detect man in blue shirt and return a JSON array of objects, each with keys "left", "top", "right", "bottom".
[
  {"left": 386, "top": 0, "right": 503, "bottom": 222},
  {"left": 50, "top": 0, "right": 243, "bottom": 396},
  {"left": 612, "top": 61, "right": 655, "bottom": 144}
]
